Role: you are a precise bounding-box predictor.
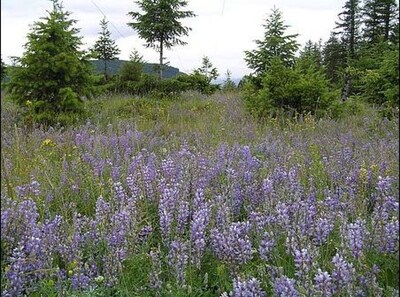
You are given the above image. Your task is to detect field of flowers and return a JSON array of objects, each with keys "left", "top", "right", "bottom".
[{"left": 1, "top": 92, "right": 399, "bottom": 296}]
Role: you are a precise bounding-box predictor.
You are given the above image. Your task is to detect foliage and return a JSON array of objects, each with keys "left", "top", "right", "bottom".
[
  {"left": 221, "top": 70, "right": 236, "bottom": 92},
  {"left": 127, "top": 0, "right": 196, "bottom": 79},
  {"left": 90, "top": 17, "right": 121, "bottom": 80},
  {"left": 322, "top": 33, "right": 347, "bottom": 84},
  {"left": 360, "top": 44, "right": 399, "bottom": 107},
  {"left": 5, "top": 0, "right": 93, "bottom": 121},
  {"left": 335, "top": 0, "right": 362, "bottom": 59},
  {"left": 244, "top": 57, "right": 333, "bottom": 117},
  {"left": 1, "top": 57, "right": 6, "bottom": 81},
  {"left": 244, "top": 7, "right": 299, "bottom": 75},
  {"left": 362, "top": 0, "right": 399, "bottom": 43},
  {"left": 194, "top": 56, "right": 219, "bottom": 83}
]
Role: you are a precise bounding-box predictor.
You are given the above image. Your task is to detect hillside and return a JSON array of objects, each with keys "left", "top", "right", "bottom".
[{"left": 90, "top": 59, "right": 184, "bottom": 78}]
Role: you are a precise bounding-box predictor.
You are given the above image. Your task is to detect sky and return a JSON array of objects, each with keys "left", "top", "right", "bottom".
[{"left": 1, "top": 0, "right": 342, "bottom": 80}]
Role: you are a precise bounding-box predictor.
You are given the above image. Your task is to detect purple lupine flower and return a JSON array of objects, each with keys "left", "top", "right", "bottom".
[
  {"left": 259, "top": 231, "right": 275, "bottom": 261},
  {"left": 126, "top": 173, "right": 140, "bottom": 199},
  {"left": 381, "top": 219, "right": 399, "bottom": 253},
  {"left": 331, "top": 253, "right": 355, "bottom": 291},
  {"left": 158, "top": 185, "right": 178, "bottom": 243},
  {"left": 149, "top": 249, "right": 163, "bottom": 291},
  {"left": 210, "top": 221, "right": 253, "bottom": 269},
  {"left": 167, "top": 240, "right": 188, "bottom": 285},
  {"left": 274, "top": 275, "right": 299, "bottom": 297},
  {"left": 376, "top": 176, "right": 392, "bottom": 194},
  {"left": 111, "top": 166, "right": 120, "bottom": 182},
  {"left": 313, "top": 217, "right": 334, "bottom": 246},
  {"left": 176, "top": 201, "right": 190, "bottom": 235},
  {"left": 227, "top": 277, "right": 266, "bottom": 297},
  {"left": 216, "top": 198, "right": 231, "bottom": 229},
  {"left": 113, "top": 182, "right": 127, "bottom": 205},
  {"left": 343, "top": 219, "right": 368, "bottom": 259},
  {"left": 191, "top": 203, "right": 210, "bottom": 268},
  {"left": 294, "top": 248, "right": 314, "bottom": 280},
  {"left": 3, "top": 244, "right": 31, "bottom": 296},
  {"left": 314, "top": 269, "right": 334, "bottom": 297},
  {"left": 107, "top": 210, "right": 132, "bottom": 248}
]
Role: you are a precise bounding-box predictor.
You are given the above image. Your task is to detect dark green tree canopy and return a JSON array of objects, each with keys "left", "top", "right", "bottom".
[
  {"left": 127, "top": 0, "right": 195, "bottom": 79},
  {"left": 6, "top": 0, "right": 93, "bottom": 114},
  {"left": 90, "top": 17, "right": 121, "bottom": 78},
  {"left": 244, "top": 7, "right": 299, "bottom": 75}
]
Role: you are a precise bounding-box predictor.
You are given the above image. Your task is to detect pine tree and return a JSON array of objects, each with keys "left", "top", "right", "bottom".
[
  {"left": 244, "top": 7, "right": 299, "bottom": 75},
  {"left": 322, "top": 33, "right": 347, "bottom": 84},
  {"left": 222, "top": 69, "right": 236, "bottom": 92},
  {"left": 335, "top": 0, "right": 361, "bottom": 60},
  {"left": 6, "top": 0, "right": 93, "bottom": 115},
  {"left": 195, "top": 56, "right": 219, "bottom": 83},
  {"left": 299, "top": 40, "right": 323, "bottom": 67},
  {"left": 334, "top": 0, "right": 362, "bottom": 101},
  {"left": 91, "top": 17, "right": 121, "bottom": 80},
  {"left": 363, "top": 0, "right": 399, "bottom": 43},
  {"left": 127, "top": 0, "right": 195, "bottom": 80}
]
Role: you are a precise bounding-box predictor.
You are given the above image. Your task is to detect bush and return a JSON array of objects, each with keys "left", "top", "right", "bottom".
[{"left": 243, "top": 57, "right": 334, "bottom": 118}]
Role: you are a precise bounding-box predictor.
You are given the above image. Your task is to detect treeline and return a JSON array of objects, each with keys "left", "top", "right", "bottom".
[
  {"left": 0, "top": 0, "right": 399, "bottom": 125},
  {"left": 242, "top": 0, "right": 399, "bottom": 118}
]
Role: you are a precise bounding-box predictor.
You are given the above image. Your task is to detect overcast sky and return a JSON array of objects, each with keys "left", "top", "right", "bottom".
[{"left": 1, "top": 0, "right": 342, "bottom": 80}]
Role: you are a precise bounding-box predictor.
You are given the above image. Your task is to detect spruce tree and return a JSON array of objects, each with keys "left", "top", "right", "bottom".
[
  {"left": 195, "top": 56, "right": 219, "bottom": 83},
  {"left": 127, "top": 0, "right": 195, "bottom": 80},
  {"left": 91, "top": 17, "right": 121, "bottom": 80},
  {"left": 6, "top": 0, "right": 93, "bottom": 115},
  {"left": 362, "top": 0, "right": 399, "bottom": 43},
  {"left": 335, "top": 0, "right": 361, "bottom": 60},
  {"left": 322, "top": 33, "right": 347, "bottom": 84},
  {"left": 244, "top": 7, "right": 299, "bottom": 75},
  {"left": 334, "top": 0, "right": 362, "bottom": 101}
]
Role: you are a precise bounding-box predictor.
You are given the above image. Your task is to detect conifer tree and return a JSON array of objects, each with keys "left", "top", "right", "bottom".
[
  {"left": 334, "top": 0, "right": 362, "bottom": 101},
  {"left": 127, "top": 0, "right": 195, "bottom": 80},
  {"left": 91, "top": 17, "right": 121, "bottom": 80},
  {"left": 195, "top": 56, "right": 219, "bottom": 83},
  {"left": 335, "top": 0, "right": 361, "bottom": 60},
  {"left": 322, "top": 33, "right": 347, "bottom": 84},
  {"left": 244, "top": 7, "right": 299, "bottom": 75},
  {"left": 6, "top": 0, "right": 93, "bottom": 115},
  {"left": 362, "top": 0, "right": 399, "bottom": 43}
]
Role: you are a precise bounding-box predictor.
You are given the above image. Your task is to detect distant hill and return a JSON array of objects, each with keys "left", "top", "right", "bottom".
[{"left": 90, "top": 59, "right": 184, "bottom": 79}]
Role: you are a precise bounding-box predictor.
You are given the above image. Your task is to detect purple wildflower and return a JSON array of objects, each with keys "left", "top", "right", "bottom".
[
  {"left": 274, "top": 275, "right": 299, "bottom": 297},
  {"left": 167, "top": 240, "right": 189, "bottom": 285},
  {"left": 149, "top": 249, "right": 163, "bottom": 292},
  {"left": 225, "top": 277, "right": 266, "bottom": 297},
  {"left": 331, "top": 253, "right": 355, "bottom": 291},
  {"left": 314, "top": 269, "right": 334, "bottom": 297},
  {"left": 259, "top": 231, "right": 275, "bottom": 261}
]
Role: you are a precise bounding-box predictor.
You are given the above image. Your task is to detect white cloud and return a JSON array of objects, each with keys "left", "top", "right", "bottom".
[{"left": 1, "top": 0, "right": 341, "bottom": 79}]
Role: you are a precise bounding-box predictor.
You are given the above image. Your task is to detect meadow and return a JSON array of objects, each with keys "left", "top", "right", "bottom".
[{"left": 1, "top": 91, "right": 399, "bottom": 296}]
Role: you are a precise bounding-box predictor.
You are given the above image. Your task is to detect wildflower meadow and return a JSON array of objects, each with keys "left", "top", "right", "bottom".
[{"left": 1, "top": 92, "right": 399, "bottom": 296}]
